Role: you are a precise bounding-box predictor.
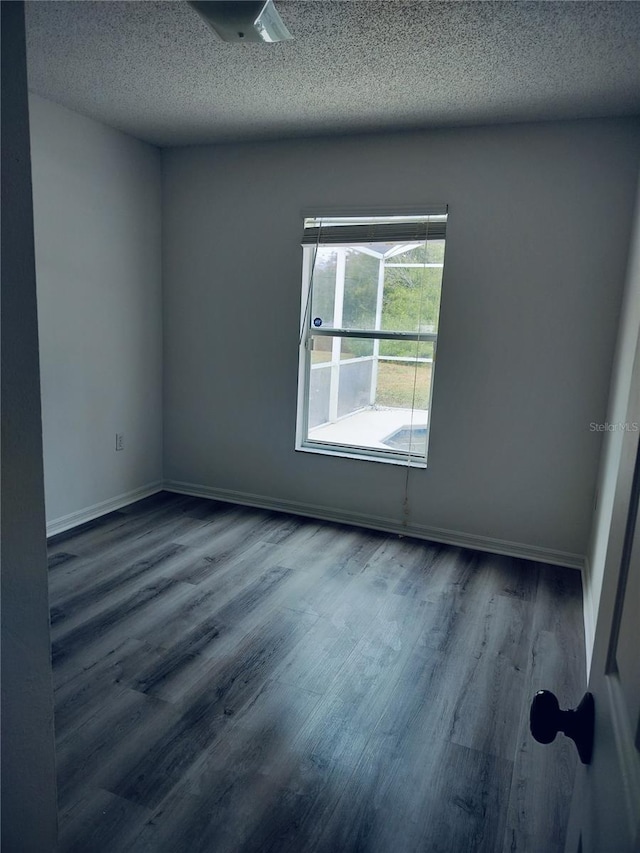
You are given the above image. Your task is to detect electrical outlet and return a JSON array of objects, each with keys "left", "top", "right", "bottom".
[{"left": 116, "top": 433, "right": 124, "bottom": 451}]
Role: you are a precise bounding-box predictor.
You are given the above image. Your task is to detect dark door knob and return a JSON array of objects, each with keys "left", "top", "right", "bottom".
[{"left": 529, "top": 690, "right": 594, "bottom": 765}]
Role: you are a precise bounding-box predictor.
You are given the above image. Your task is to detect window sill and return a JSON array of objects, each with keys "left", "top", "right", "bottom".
[{"left": 295, "top": 441, "right": 428, "bottom": 468}]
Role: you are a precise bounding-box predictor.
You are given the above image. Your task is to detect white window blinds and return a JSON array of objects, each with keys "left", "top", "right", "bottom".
[{"left": 301, "top": 208, "right": 448, "bottom": 246}]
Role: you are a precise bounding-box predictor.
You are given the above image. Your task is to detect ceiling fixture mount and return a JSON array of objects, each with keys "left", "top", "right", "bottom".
[{"left": 189, "top": 0, "right": 293, "bottom": 43}]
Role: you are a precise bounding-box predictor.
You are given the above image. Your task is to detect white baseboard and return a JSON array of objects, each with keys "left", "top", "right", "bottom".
[
  {"left": 48, "top": 476, "right": 586, "bottom": 570},
  {"left": 582, "top": 555, "right": 596, "bottom": 677},
  {"left": 163, "top": 479, "right": 585, "bottom": 571},
  {"left": 46, "top": 482, "right": 163, "bottom": 538}
]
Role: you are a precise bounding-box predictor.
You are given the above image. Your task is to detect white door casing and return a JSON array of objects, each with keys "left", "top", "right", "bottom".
[{"left": 565, "top": 329, "right": 640, "bottom": 853}]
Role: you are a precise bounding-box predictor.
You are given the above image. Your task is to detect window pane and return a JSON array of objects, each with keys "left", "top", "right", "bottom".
[
  {"left": 306, "top": 334, "right": 431, "bottom": 458},
  {"left": 310, "top": 248, "right": 337, "bottom": 327},
  {"left": 308, "top": 361, "right": 331, "bottom": 429},
  {"left": 342, "top": 250, "right": 379, "bottom": 329},
  {"left": 309, "top": 245, "right": 443, "bottom": 334}
]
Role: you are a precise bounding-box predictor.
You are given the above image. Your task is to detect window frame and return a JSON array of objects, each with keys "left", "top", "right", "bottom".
[{"left": 295, "top": 209, "right": 447, "bottom": 467}]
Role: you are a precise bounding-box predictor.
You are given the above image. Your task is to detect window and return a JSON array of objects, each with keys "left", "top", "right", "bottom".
[{"left": 296, "top": 209, "right": 448, "bottom": 466}]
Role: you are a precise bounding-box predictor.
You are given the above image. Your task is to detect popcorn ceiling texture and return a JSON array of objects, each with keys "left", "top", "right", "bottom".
[{"left": 25, "top": 0, "right": 640, "bottom": 147}]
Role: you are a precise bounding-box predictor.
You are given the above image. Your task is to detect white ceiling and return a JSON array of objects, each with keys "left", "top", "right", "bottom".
[{"left": 25, "top": 0, "right": 640, "bottom": 148}]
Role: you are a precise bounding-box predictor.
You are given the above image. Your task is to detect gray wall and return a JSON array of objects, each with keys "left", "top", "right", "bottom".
[
  {"left": 162, "top": 119, "right": 640, "bottom": 562},
  {"left": 29, "top": 94, "right": 163, "bottom": 530},
  {"left": 1, "top": 4, "right": 58, "bottom": 850}
]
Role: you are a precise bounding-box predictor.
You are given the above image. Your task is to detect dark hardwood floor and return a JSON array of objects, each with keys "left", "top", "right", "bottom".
[{"left": 48, "top": 492, "right": 585, "bottom": 852}]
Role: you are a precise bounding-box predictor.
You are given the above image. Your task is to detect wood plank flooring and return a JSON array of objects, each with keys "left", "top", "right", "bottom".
[{"left": 48, "top": 492, "right": 585, "bottom": 852}]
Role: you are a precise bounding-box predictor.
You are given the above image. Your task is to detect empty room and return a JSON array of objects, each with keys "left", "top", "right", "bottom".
[{"left": 2, "top": 1, "right": 640, "bottom": 851}]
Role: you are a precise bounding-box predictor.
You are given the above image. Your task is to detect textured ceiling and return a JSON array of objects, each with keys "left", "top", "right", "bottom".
[{"left": 26, "top": 0, "right": 640, "bottom": 147}]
